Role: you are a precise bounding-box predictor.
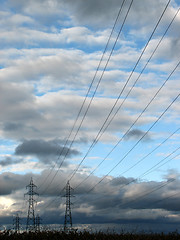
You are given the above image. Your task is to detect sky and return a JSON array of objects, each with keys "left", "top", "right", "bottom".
[{"left": 0, "top": 0, "right": 180, "bottom": 233}]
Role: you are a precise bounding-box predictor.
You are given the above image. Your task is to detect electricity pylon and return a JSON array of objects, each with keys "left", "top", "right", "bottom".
[
  {"left": 63, "top": 181, "right": 74, "bottom": 232},
  {"left": 35, "top": 214, "right": 41, "bottom": 232},
  {"left": 13, "top": 214, "right": 20, "bottom": 233},
  {"left": 25, "top": 178, "right": 38, "bottom": 231}
]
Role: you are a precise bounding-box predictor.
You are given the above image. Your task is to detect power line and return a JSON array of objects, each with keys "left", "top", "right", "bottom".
[
  {"left": 42, "top": 132, "right": 180, "bottom": 211},
  {"left": 119, "top": 128, "right": 180, "bottom": 176},
  {"left": 75, "top": 127, "right": 180, "bottom": 189},
  {"left": 38, "top": 0, "right": 134, "bottom": 195},
  {"left": 68, "top": 0, "right": 173, "bottom": 182},
  {"left": 118, "top": 178, "right": 175, "bottom": 209},
  {"left": 86, "top": 91, "right": 180, "bottom": 193},
  {"left": 93, "top": 179, "right": 179, "bottom": 225},
  {"left": 115, "top": 147, "right": 180, "bottom": 187},
  {"left": 147, "top": 191, "right": 180, "bottom": 209},
  {"left": 140, "top": 150, "right": 180, "bottom": 179},
  {"left": 73, "top": 59, "right": 180, "bottom": 190},
  {"left": 150, "top": 152, "right": 180, "bottom": 174},
  {"left": 72, "top": 143, "right": 180, "bottom": 207},
  {"left": 90, "top": 178, "right": 179, "bottom": 225},
  {"left": 42, "top": 55, "right": 179, "bottom": 206},
  {"left": 37, "top": 0, "right": 177, "bottom": 210},
  {"left": 36, "top": 0, "right": 127, "bottom": 190},
  {"left": 38, "top": 0, "right": 176, "bottom": 211}
]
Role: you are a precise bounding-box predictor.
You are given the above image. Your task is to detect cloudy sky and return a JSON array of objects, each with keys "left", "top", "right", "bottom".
[{"left": 0, "top": 0, "right": 180, "bottom": 233}]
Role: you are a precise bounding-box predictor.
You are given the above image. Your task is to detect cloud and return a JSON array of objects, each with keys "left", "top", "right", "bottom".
[
  {"left": 38, "top": 171, "right": 180, "bottom": 232},
  {"left": 125, "top": 129, "right": 152, "bottom": 141},
  {"left": 1, "top": 74, "right": 158, "bottom": 143},
  {"left": 15, "top": 139, "right": 80, "bottom": 165},
  {"left": 5, "top": 0, "right": 66, "bottom": 26},
  {"left": 0, "top": 11, "right": 34, "bottom": 29},
  {"left": 0, "top": 169, "right": 180, "bottom": 233},
  {"left": 0, "top": 27, "right": 111, "bottom": 49},
  {"left": 0, "top": 0, "right": 180, "bottom": 233},
  {"left": 0, "top": 172, "right": 33, "bottom": 195},
  {"left": 5, "top": 0, "right": 178, "bottom": 31},
  {"left": 0, "top": 157, "right": 23, "bottom": 167},
  {"left": 3, "top": 122, "right": 24, "bottom": 132}
]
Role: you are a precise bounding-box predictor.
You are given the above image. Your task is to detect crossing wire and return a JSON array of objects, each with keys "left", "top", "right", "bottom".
[
  {"left": 73, "top": 58, "right": 180, "bottom": 190},
  {"left": 71, "top": 146, "right": 180, "bottom": 207},
  {"left": 38, "top": 0, "right": 134, "bottom": 195},
  {"left": 140, "top": 150, "right": 180, "bottom": 179},
  {"left": 37, "top": 0, "right": 174, "bottom": 209},
  {"left": 119, "top": 129, "right": 180, "bottom": 177},
  {"left": 86, "top": 91, "right": 180, "bottom": 193},
  {"left": 75, "top": 126, "right": 180, "bottom": 189},
  {"left": 42, "top": 137, "right": 180, "bottom": 215},
  {"left": 68, "top": 0, "right": 173, "bottom": 182},
  {"left": 108, "top": 146, "right": 180, "bottom": 188},
  {"left": 149, "top": 152, "right": 180, "bottom": 174},
  {"left": 42, "top": 45, "right": 179, "bottom": 202},
  {"left": 118, "top": 178, "right": 175, "bottom": 209},
  {"left": 38, "top": 0, "right": 175, "bottom": 209},
  {"left": 43, "top": 152, "right": 179, "bottom": 210},
  {"left": 41, "top": 129, "right": 180, "bottom": 210},
  {"left": 147, "top": 191, "right": 180, "bottom": 209},
  {"left": 36, "top": 0, "right": 127, "bottom": 190}
]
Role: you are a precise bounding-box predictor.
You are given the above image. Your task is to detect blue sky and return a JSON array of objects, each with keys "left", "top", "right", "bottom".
[{"left": 0, "top": 0, "right": 180, "bottom": 233}]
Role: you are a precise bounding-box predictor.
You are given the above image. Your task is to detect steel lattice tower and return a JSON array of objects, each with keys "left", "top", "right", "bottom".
[
  {"left": 63, "top": 181, "right": 74, "bottom": 232},
  {"left": 13, "top": 214, "right": 20, "bottom": 233},
  {"left": 35, "top": 214, "right": 41, "bottom": 232},
  {"left": 25, "top": 178, "right": 38, "bottom": 231}
]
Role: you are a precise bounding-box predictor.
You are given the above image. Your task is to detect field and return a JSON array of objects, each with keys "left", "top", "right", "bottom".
[{"left": 0, "top": 231, "right": 180, "bottom": 240}]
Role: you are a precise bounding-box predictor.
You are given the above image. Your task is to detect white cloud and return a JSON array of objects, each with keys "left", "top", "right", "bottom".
[{"left": 0, "top": 0, "right": 180, "bottom": 232}]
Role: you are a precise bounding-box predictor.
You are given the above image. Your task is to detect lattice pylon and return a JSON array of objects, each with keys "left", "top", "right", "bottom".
[
  {"left": 25, "top": 178, "right": 38, "bottom": 231},
  {"left": 63, "top": 181, "right": 74, "bottom": 232},
  {"left": 13, "top": 214, "right": 20, "bottom": 233},
  {"left": 35, "top": 214, "right": 41, "bottom": 232}
]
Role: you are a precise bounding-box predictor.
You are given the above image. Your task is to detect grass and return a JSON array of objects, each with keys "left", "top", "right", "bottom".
[{"left": 0, "top": 230, "right": 180, "bottom": 239}]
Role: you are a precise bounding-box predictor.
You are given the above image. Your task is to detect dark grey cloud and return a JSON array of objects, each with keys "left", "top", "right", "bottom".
[
  {"left": 0, "top": 78, "right": 142, "bottom": 143},
  {"left": 74, "top": 175, "right": 180, "bottom": 213},
  {"left": 0, "top": 170, "right": 180, "bottom": 233},
  {"left": 0, "top": 0, "right": 180, "bottom": 233},
  {"left": 5, "top": 0, "right": 178, "bottom": 31},
  {"left": 15, "top": 139, "right": 80, "bottom": 165},
  {"left": 63, "top": 0, "right": 180, "bottom": 35},
  {"left": 3, "top": 122, "right": 24, "bottom": 132},
  {"left": 40, "top": 174, "right": 180, "bottom": 233},
  {"left": 125, "top": 129, "right": 152, "bottom": 142},
  {"left": 0, "top": 157, "right": 23, "bottom": 167},
  {"left": 151, "top": 37, "right": 180, "bottom": 62},
  {"left": 110, "top": 176, "right": 136, "bottom": 186},
  {"left": 0, "top": 172, "right": 33, "bottom": 195}
]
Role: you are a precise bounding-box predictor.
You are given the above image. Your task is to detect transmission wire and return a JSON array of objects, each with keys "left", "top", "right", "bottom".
[
  {"left": 68, "top": 0, "right": 172, "bottom": 182},
  {"left": 87, "top": 90, "right": 180, "bottom": 193},
  {"left": 39, "top": 0, "right": 134, "bottom": 195},
  {"left": 36, "top": 0, "right": 127, "bottom": 190},
  {"left": 73, "top": 57, "right": 180, "bottom": 190}
]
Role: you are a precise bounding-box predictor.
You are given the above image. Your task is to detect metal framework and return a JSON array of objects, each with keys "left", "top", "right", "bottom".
[
  {"left": 63, "top": 181, "right": 74, "bottom": 232},
  {"left": 35, "top": 214, "right": 41, "bottom": 231},
  {"left": 13, "top": 214, "right": 20, "bottom": 233},
  {"left": 25, "top": 178, "right": 38, "bottom": 231}
]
